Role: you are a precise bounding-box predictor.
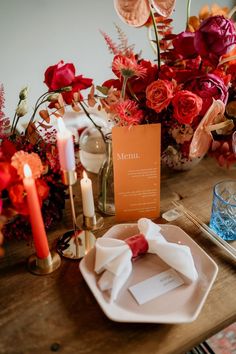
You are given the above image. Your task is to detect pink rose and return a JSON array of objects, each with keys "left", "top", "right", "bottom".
[
  {"left": 184, "top": 74, "right": 228, "bottom": 115},
  {"left": 146, "top": 80, "right": 175, "bottom": 113},
  {"left": 194, "top": 16, "right": 236, "bottom": 59},
  {"left": 172, "top": 90, "right": 202, "bottom": 125},
  {"left": 173, "top": 31, "right": 197, "bottom": 58}
]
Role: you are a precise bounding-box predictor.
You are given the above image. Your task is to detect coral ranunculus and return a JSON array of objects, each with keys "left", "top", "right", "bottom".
[
  {"left": 184, "top": 74, "right": 228, "bottom": 115},
  {"left": 146, "top": 80, "right": 175, "bottom": 113},
  {"left": 194, "top": 15, "right": 236, "bottom": 59},
  {"left": 172, "top": 90, "right": 203, "bottom": 125}
]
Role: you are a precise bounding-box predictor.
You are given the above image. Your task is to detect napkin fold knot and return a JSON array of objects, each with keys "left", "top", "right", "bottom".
[{"left": 95, "top": 218, "right": 198, "bottom": 302}]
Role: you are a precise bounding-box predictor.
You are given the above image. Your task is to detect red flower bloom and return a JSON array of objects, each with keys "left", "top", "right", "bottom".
[
  {"left": 146, "top": 79, "right": 175, "bottom": 113},
  {"left": 8, "top": 183, "right": 28, "bottom": 215},
  {"left": 172, "top": 90, "right": 202, "bottom": 125},
  {"left": 0, "top": 139, "right": 17, "bottom": 161},
  {"left": 8, "top": 179, "right": 49, "bottom": 216},
  {"left": 44, "top": 61, "right": 93, "bottom": 104},
  {"left": 184, "top": 74, "right": 228, "bottom": 115},
  {"left": 112, "top": 54, "right": 147, "bottom": 79},
  {"left": 173, "top": 31, "right": 198, "bottom": 58},
  {"left": 129, "top": 60, "right": 158, "bottom": 99},
  {"left": 0, "top": 162, "right": 18, "bottom": 191}
]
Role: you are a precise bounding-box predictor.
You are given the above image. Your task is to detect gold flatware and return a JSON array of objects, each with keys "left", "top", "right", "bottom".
[{"left": 172, "top": 200, "right": 236, "bottom": 261}]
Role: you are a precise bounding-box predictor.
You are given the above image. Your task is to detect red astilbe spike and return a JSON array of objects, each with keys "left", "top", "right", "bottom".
[{"left": 100, "top": 30, "right": 120, "bottom": 55}]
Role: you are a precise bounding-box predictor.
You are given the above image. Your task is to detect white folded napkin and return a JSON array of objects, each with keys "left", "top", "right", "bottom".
[{"left": 95, "top": 218, "right": 198, "bottom": 302}]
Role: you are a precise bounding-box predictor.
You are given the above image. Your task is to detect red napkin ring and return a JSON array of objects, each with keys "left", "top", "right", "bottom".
[{"left": 125, "top": 233, "right": 148, "bottom": 258}]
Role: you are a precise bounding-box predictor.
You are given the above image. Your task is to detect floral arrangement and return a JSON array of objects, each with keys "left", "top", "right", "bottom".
[
  {"left": 94, "top": 1, "right": 236, "bottom": 169},
  {"left": 0, "top": 64, "right": 93, "bottom": 241}
]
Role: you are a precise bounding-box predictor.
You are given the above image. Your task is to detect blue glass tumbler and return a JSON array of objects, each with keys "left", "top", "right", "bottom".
[{"left": 210, "top": 180, "right": 236, "bottom": 241}]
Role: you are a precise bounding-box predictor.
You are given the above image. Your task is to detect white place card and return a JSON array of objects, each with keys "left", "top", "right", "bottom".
[{"left": 129, "top": 269, "right": 184, "bottom": 305}]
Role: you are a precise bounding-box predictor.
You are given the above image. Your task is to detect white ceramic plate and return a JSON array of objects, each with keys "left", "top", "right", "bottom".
[{"left": 79, "top": 223, "right": 218, "bottom": 323}]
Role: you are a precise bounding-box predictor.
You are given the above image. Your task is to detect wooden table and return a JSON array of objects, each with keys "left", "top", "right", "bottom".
[{"left": 0, "top": 158, "right": 236, "bottom": 354}]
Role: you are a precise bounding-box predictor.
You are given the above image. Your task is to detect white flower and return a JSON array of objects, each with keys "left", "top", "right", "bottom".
[{"left": 16, "top": 100, "right": 28, "bottom": 117}]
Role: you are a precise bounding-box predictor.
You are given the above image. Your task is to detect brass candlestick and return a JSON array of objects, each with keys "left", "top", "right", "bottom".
[
  {"left": 75, "top": 213, "right": 104, "bottom": 256},
  {"left": 28, "top": 251, "right": 61, "bottom": 275},
  {"left": 57, "top": 169, "right": 84, "bottom": 259}
]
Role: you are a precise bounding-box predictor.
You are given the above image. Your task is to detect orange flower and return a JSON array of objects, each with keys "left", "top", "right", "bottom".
[
  {"left": 188, "top": 4, "right": 230, "bottom": 31},
  {"left": 146, "top": 79, "right": 175, "bottom": 113},
  {"left": 11, "top": 151, "right": 44, "bottom": 179}
]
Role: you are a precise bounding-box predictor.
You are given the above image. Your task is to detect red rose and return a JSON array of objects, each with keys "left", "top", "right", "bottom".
[
  {"left": 194, "top": 16, "right": 236, "bottom": 60},
  {"left": 172, "top": 90, "right": 203, "bottom": 125},
  {"left": 44, "top": 61, "right": 75, "bottom": 90},
  {"left": 44, "top": 61, "right": 93, "bottom": 104},
  {"left": 184, "top": 74, "right": 228, "bottom": 115},
  {"left": 146, "top": 80, "right": 175, "bottom": 113}
]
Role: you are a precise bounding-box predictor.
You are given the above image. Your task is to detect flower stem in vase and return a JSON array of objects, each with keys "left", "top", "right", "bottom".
[{"left": 98, "top": 138, "right": 115, "bottom": 216}]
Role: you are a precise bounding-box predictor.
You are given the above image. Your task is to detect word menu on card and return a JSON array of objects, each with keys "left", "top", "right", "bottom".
[{"left": 112, "top": 124, "right": 161, "bottom": 221}]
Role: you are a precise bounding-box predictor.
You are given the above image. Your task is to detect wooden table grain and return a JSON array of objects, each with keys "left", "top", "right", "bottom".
[{"left": 0, "top": 158, "right": 236, "bottom": 354}]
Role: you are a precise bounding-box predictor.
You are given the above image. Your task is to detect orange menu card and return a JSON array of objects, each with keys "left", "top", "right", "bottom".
[{"left": 112, "top": 124, "right": 161, "bottom": 221}]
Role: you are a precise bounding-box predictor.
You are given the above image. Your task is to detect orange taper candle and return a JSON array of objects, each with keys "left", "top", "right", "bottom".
[{"left": 23, "top": 164, "right": 50, "bottom": 259}]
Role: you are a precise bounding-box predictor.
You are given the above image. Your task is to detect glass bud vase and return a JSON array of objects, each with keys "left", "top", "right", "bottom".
[
  {"left": 79, "top": 126, "right": 106, "bottom": 174},
  {"left": 98, "top": 137, "right": 115, "bottom": 215}
]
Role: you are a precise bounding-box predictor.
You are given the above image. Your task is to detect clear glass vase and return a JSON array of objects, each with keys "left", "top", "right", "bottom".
[
  {"left": 97, "top": 137, "right": 115, "bottom": 215},
  {"left": 79, "top": 126, "right": 106, "bottom": 174}
]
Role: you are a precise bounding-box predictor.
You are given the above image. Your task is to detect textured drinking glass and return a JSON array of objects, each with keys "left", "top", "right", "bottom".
[
  {"left": 233, "top": 131, "right": 236, "bottom": 154},
  {"left": 210, "top": 180, "right": 236, "bottom": 240}
]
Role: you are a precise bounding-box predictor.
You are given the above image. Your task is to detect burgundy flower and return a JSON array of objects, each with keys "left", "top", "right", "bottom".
[
  {"left": 184, "top": 74, "right": 228, "bottom": 115},
  {"left": 173, "top": 31, "right": 198, "bottom": 58},
  {"left": 194, "top": 16, "right": 236, "bottom": 60}
]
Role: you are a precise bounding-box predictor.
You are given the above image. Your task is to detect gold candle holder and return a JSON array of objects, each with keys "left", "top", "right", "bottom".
[
  {"left": 57, "top": 169, "right": 83, "bottom": 259},
  {"left": 28, "top": 251, "right": 61, "bottom": 275},
  {"left": 76, "top": 213, "right": 104, "bottom": 231}
]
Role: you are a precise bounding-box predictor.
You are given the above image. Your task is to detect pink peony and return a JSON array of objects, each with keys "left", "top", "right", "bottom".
[
  {"left": 184, "top": 74, "right": 228, "bottom": 115},
  {"left": 194, "top": 16, "right": 236, "bottom": 59}
]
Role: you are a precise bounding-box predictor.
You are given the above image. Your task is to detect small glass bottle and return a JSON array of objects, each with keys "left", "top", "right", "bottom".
[
  {"left": 79, "top": 126, "right": 106, "bottom": 174},
  {"left": 97, "top": 135, "right": 115, "bottom": 215}
]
